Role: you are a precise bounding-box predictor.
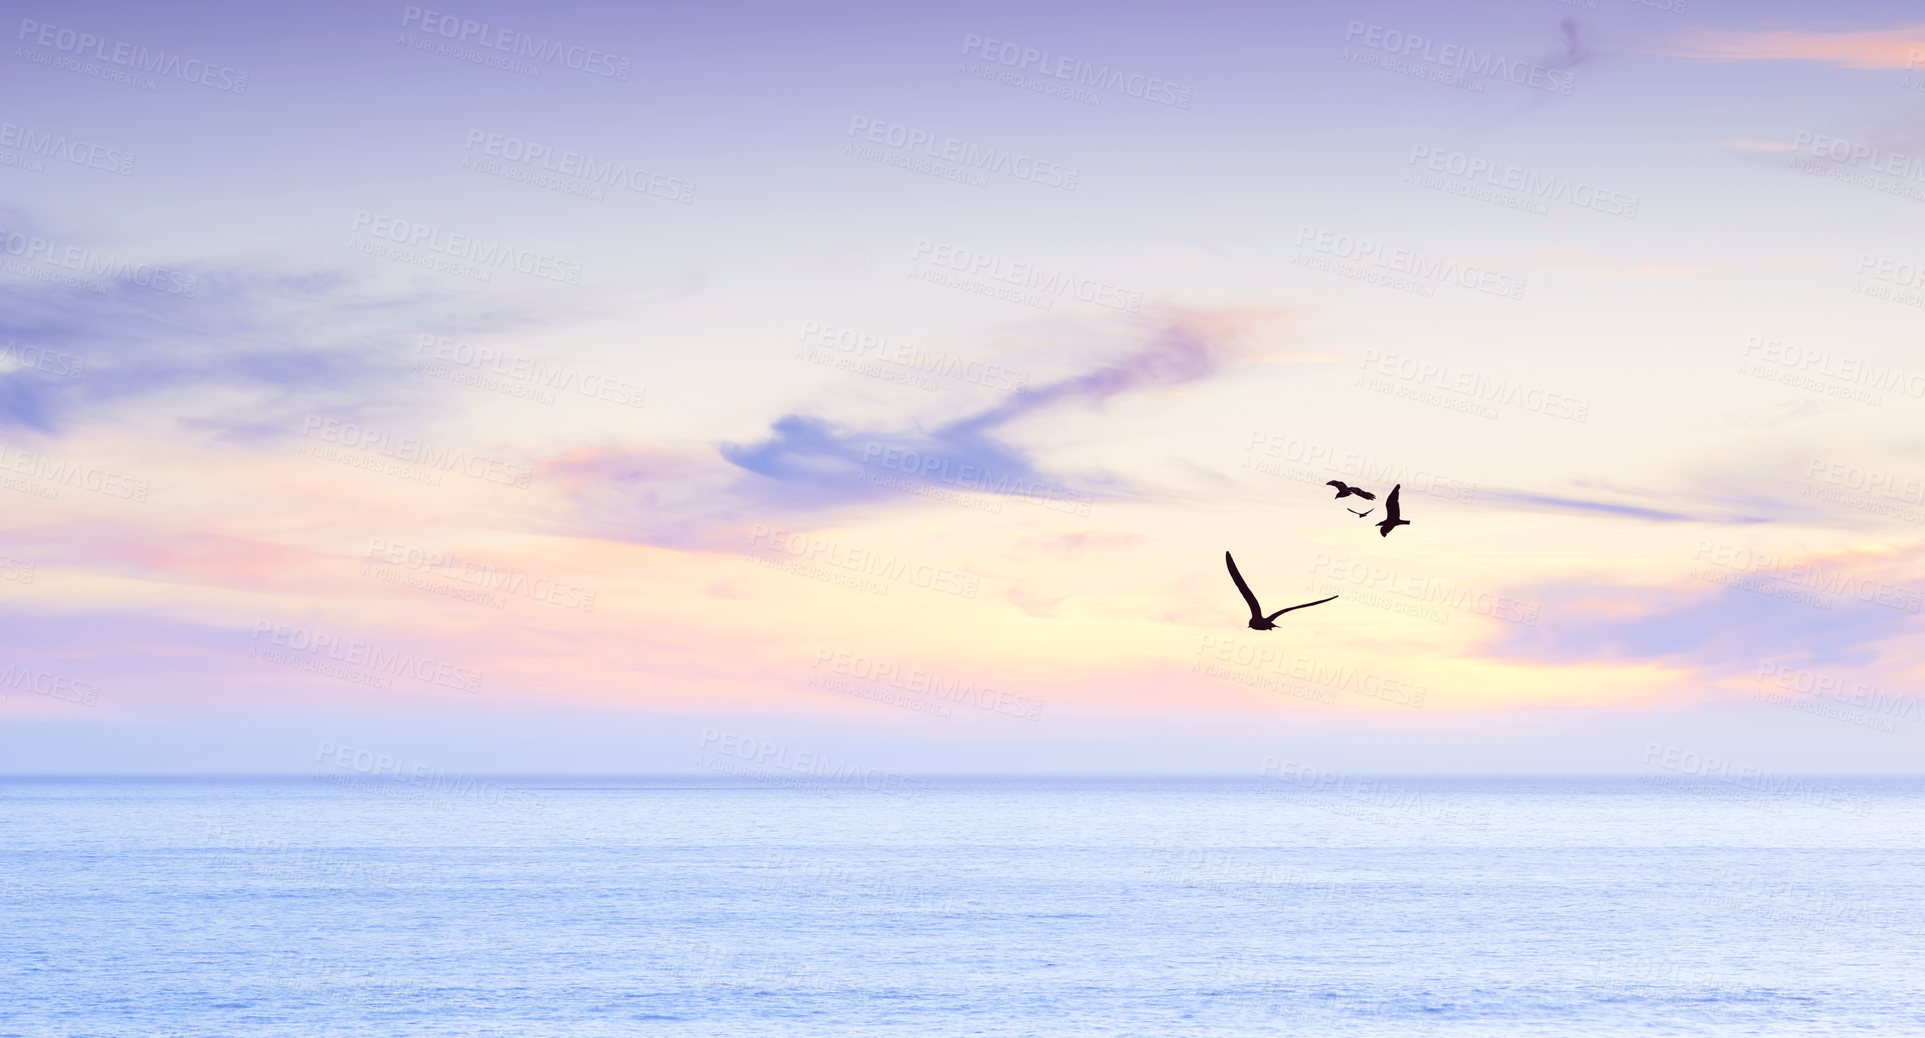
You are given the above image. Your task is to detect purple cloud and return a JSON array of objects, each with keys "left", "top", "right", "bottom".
[
  {"left": 543, "top": 311, "right": 1249, "bottom": 547},
  {"left": 719, "top": 313, "right": 1226, "bottom": 508},
  {"left": 1490, "top": 575, "right": 1920, "bottom": 675},
  {"left": 1478, "top": 489, "right": 1773, "bottom": 524},
  {"left": 0, "top": 213, "right": 559, "bottom": 440}
]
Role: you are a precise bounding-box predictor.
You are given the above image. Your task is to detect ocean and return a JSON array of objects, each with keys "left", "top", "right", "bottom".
[{"left": 3, "top": 776, "right": 1923, "bottom": 1036}]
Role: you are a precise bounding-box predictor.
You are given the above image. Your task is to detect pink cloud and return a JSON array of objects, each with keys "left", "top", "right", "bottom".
[{"left": 1666, "top": 26, "right": 1925, "bottom": 70}]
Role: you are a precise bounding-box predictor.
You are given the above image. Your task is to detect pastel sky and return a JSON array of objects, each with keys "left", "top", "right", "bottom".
[{"left": 4, "top": 0, "right": 1923, "bottom": 773}]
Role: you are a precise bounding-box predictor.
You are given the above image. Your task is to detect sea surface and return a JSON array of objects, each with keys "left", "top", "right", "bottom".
[{"left": 3, "top": 776, "right": 1924, "bottom": 1036}]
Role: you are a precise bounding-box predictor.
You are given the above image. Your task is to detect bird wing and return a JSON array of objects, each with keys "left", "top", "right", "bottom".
[
  {"left": 1352, "top": 487, "right": 1377, "bottom": 501},
  {"left": 1383, "top": 484, "right": 1401, "bottom": 520},
  {"left": 1325, "top": 481, "right": 1348, "bottom": 498},
  {"left": 1264, "top": 594, "right": 1339, "bottom": 620},
  {"left": 1225, "top": 551, "right": 1263, "bottom": 619}
]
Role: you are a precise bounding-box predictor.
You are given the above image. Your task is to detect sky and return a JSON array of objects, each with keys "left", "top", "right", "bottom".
[{"left": 2, "top": 0, "right": 1923, "bottom": 774}]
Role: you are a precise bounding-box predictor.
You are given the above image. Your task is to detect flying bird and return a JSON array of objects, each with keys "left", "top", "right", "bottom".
[
  {"left": 1326, "top": 481, "right": 1376, "bottom": 501},
  {"left": 1375, "top": 484, "right": 1410, "bottom": 538},
  {"left": 1225, "top": 551, "right": 1338, "bottom": 630},
  {"left": 1347, "top": 508, "right": 1373, "bottom": 518}
]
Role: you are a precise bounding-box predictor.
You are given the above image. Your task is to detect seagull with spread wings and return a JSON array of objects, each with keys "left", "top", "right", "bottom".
[
  {"left": 1375, "top": 484, "right": 1411, "bottom": 538},
  {"left": 1326, "top": 480, "right": 1376, "bottom": 501},
  {"left": 1225, "top": 551, "right": 1338, "bottom": 630}
]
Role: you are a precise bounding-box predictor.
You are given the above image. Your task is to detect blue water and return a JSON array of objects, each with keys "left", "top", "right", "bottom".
[{"left": 4, "top": 777, "right": 1923, "bottom": 1036}]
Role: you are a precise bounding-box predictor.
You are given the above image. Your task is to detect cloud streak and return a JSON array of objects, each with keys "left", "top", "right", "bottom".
[
  {"left": 1664, "top": 25, "right": 1925, "bottom": 69},
  {"left": 542, "top": 310, "right": 1255, "bottom": 546},
  {"left": 0, "top": 211, "right": 563, "bottom": 441},
  {"left": 1491, "top": 547, "right": 1924, "bottom": 676},
  {"left": 723, "top": 316, "right": 1222, "bottom": 505},
  {"left": 1479, "top": 489, "right": 1773, "bottom": 524}
]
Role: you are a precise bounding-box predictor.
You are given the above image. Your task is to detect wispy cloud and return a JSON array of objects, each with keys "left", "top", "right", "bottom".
[
  {"left": 1479, "top": 489, "right": 1772, "bottom": 524},
  {"left": 1664, "top": 25, "right": 1925, "bottom": 70},
  {"left": 543, "top": 310, "right": 1262, "bottom": 546},
  {"left": 1, "top": 272, "right": 406, "bottom": 439},
  {"left": 720, "top": 311, "right": 1231, "bottom": 505},
  {"left": 0, "top": 221, "right": 556, "bottom": 440},
  {"left": 1491, "top": 548, "right": 1924, "bottom": 675},
  {"left": 1543, "top": 16, "right": 1592, "bottom": 73}
]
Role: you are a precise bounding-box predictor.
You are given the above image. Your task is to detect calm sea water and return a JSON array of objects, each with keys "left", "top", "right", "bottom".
[{"left": 3, "top": 776, "right": 1923, "bottom": 1036}]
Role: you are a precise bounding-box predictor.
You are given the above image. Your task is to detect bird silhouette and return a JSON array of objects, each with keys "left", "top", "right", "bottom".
[
  {"left": 1225, "top": 551, "right": 1338, "bottom": 630},
  {"left": 1347, "top": 507, "right": 1373, "bottom": 518},
  {"left": 1375, "top": 484, "right": 1410, "bottom": 537},
  {"left": 1326, "top": 481, "right": 1376, "bottom": 501}
]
